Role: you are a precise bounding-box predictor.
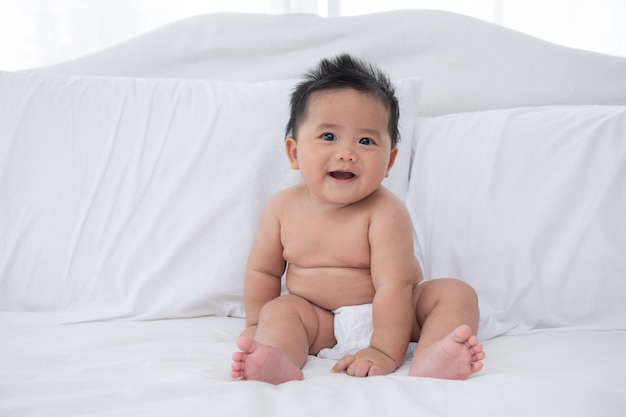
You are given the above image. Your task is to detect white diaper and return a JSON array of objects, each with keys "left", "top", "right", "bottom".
[{"left": 317, "top": 303, "right": 417, "bottom": 360}]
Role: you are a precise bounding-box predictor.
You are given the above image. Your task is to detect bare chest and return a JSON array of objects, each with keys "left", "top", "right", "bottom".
[{"left": 280, "top": 211, "right": 371, "bottom": 269}]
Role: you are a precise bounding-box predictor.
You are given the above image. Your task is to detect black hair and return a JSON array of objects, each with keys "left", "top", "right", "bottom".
[{"left": 285, "top": 54, "right": 400, "bottom": 148}]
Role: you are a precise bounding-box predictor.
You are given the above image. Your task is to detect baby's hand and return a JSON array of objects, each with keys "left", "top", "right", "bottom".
[{"left": 331, "top": 347, "right": 398, "bottom": 377}]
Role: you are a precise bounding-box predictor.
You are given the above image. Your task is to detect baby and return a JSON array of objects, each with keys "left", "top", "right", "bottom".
[{"left": 231, "top": 54, "right": 484, "bottom": 384}]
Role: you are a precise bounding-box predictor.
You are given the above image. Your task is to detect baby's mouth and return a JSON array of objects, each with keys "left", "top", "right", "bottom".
[{"left": 329, "top": 171, "right": 356, "bottom": 180}]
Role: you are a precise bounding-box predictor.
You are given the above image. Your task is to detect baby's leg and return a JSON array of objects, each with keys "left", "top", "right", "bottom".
[
  {"left": 230, "top": 294, "right": 335, "bottom": 384},
  {"left": 408, "top": 279, "right": 485, "bottom": 380}
]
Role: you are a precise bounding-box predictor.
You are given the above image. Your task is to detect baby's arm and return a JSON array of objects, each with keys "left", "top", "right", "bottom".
[
  {"left": 241, "top": 195, "right": 287, "bottom": 337},
  {"left": 333, "top": 194, "right": 416, "bottom": 376}
]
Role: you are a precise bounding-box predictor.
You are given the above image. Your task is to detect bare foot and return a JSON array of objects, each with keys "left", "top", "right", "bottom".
[
  {"left": 230, "top": 337, "right": 304, "bottom": 384},
  {"left": 408, "top": 325, "right": 485, "bottom": 380}
]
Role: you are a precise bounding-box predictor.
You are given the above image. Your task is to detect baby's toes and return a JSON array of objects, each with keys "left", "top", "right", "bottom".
[
  {"left": 473, "top": 350, "right": 486, "bottom": 362},
  {"left": 231, "top": 359, "right": 243, "bottom": 371}
]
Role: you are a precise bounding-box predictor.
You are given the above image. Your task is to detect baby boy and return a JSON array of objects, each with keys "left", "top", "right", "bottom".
[{"left": 231, "top": 54, "right": 484, "bottom": 384}]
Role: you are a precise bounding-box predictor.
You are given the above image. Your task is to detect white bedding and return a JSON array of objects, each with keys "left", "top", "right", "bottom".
[
  {"left": 2, "top": 9, "right": 626, "bottom": 417},
  {"left": 1, "top": 318, "right": 625, "bottom": 417},
  {"left": 37, "top": 10, "right": 626, "bottom": 116}
]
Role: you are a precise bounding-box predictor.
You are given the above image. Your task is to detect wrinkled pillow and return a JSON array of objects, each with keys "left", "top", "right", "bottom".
[
  {"left": 408, "top": 106, "right": 626, "bottom": 339},
  {"left": 0, "top": 71, "right": 421, "bottom": 323}
]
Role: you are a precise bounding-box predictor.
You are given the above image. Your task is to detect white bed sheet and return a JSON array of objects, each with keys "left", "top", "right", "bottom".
[{"left": 1, "top": 317, "right": 624, "bottom": 417}]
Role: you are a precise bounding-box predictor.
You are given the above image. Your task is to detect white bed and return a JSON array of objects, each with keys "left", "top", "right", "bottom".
[
  {"left": 2, "top": 318, "right": 625, "bottom": 416},
  {"left": 1, "top": 10, "right": 626, "bottom": 417}
]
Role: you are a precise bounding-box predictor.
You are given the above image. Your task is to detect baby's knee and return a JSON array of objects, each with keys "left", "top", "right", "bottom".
[
  {"left": 259, "top": 294, "right": 310, "bottom": 318},
  {"left": 445, "top": 278, "right": 478, "bottom": 302},
  {"left": 417, "top": 278, "right": 478, "bottom": 304}
]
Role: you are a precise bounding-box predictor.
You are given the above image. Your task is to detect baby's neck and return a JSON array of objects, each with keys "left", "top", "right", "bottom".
[{"left": 302, "top": 186, "right": 377, "bottom": 212}]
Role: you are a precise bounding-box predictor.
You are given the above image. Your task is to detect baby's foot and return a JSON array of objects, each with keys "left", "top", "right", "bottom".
[
  {"left": 230, "top": 337, "right": 304, "bottom": 384},
  {"left": 409, "top": 325, "right": 485, "bottom": 380}
]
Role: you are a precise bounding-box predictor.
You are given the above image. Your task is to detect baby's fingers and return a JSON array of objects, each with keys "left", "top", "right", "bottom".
[
  {"left": 331, "top": 355, "right": 355, "bottom": 373},
  {"left": 351, "top": 360, "right": 374, "bottom": 377}
]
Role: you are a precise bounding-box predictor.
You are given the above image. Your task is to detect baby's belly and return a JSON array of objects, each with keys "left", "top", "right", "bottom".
[{"left": 286, "top": 265, "right": 376, "bottom": 311}]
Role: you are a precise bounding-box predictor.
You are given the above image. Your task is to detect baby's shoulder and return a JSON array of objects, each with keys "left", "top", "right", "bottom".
[
  {"left": 269, "top": 184, "right": 302, "bottom": 202},
  {"left": 263, "top": 184, "right": 303, "bottom": 211},
  {"left": 368, "top": 186, "right": 406, "bottom": 209},
  {"left": 366, "top": 187, "right": 412, "bottom": 222}
]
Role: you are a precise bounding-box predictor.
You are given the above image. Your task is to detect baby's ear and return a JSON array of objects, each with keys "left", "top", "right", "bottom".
[
  {"left": 285, "top": 137, "right": 300, "bottom": 170},
  {"left": 385, "top": 147, "right": 399, "bottom": 177}
]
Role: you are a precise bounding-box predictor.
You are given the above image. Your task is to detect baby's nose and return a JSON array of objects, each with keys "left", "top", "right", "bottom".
[{"left": 335, "top": 146, "right": 357, "bottom": 162}]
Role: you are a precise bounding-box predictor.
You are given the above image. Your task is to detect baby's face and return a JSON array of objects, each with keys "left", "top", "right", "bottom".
[{"left": 285, "top": 88, "right": 398, "bottom": 207}]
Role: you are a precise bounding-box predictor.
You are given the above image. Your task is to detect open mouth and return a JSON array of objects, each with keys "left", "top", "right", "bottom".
[{"left": 329, "top": 171, "right": 356, "bottom": 180}]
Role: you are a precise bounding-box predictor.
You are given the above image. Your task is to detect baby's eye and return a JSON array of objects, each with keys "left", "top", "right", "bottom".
[
  {"left": 322, "top": 132, "right": 337, "bottom": 141},
  {"left": 359, "top": 137, "right": 374, "bottom": 145}
]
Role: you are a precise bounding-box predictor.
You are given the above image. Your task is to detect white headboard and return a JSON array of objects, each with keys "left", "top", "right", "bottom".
[{"left": 35, "top": 10, "right": 626, "bottom": 115}]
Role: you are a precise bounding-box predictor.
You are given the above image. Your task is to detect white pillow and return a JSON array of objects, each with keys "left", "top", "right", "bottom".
[
  {"left": 408, "top": 106, "right": 626, "bottom": 340},
  {"left": 0, "top": 71, "right": 420, "bottom": 323}
]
